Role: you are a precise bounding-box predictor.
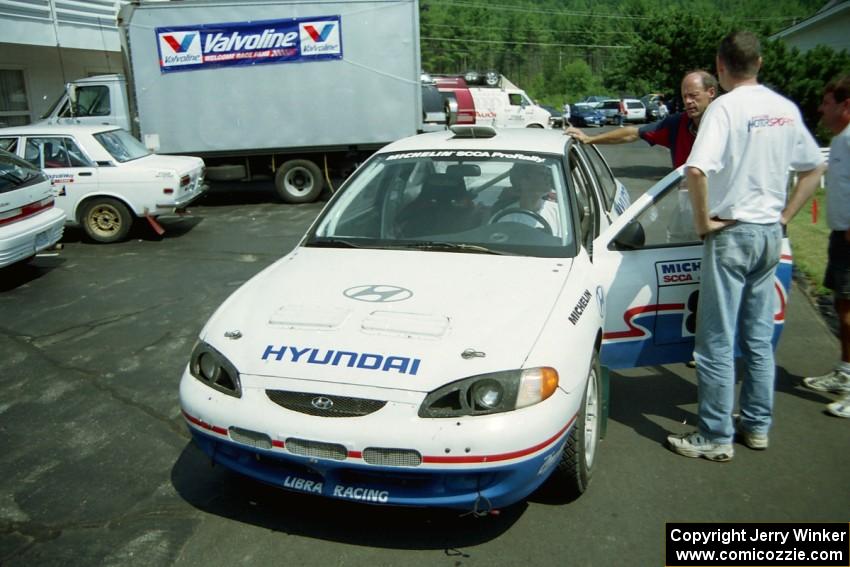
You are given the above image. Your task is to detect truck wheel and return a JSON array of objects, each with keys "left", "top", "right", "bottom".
[
  {"left": 274, "top": 159, "right": 324, "bottom": 203},
  {"left": 556, "top": 352, "right": 601, "bottom": 497},
  {"left": 82, "top": 198, "right": 132, "bottom": 243}
]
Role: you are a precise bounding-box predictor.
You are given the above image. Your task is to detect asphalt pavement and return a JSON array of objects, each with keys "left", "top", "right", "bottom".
[{"left": 0, "top": 130, "right": 847, "bottom": 566}]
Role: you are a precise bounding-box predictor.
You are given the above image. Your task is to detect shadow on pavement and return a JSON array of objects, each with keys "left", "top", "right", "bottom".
[
  {"left": 608, "top": 367, "right": 698, "bottom": 444},
  {"left": 0, "top": 255, "right": 65, "bottom": 291},
  {"left": 171, "top": 443, "right": 523, "bottom": 549}
]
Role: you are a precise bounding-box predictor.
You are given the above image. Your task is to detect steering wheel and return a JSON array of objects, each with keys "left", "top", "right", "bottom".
[{"left": 489, "top": 207, "right": 553, "bottom": 234}]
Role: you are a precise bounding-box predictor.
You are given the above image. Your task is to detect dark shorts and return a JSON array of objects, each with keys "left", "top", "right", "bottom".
[{"left": 824, "top": 230, "right": 850, "bottom": 299}]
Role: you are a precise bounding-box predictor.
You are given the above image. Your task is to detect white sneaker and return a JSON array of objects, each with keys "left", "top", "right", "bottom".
[
  {"left": 826, "top": 393, "right": 850, "bottom": 418},
  {"left": 803, "top": 369, "right": 850, "bottom": 394},
  {"left": 667, "top": 431, "right": 734, "bottom": 462}
]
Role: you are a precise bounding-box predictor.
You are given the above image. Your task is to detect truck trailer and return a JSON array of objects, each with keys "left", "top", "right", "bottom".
[{"left": 39, "top": 0, "right": 430, "bottom": 203}]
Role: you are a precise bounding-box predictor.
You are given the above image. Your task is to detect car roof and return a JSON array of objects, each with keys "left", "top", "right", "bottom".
[
  {"left": 0, "top": 124, "right": 121, "bottom": 136},
  {"left": 377, "top": 127, "right": 570, "bottom": 155}
]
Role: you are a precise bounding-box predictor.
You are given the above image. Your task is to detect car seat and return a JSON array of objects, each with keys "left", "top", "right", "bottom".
[{"left": 397, "top": 172, "right": 477, "bottom": 237}]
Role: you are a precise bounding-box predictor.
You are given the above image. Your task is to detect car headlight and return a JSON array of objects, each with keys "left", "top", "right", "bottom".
[
  {"left": 418, "top": 367, "right": 559, "bottom": 418},
  {"left": 189, "top": 341, "right": 242, "bottom": 398}
]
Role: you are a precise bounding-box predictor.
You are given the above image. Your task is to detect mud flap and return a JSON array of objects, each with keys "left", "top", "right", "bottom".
[
  {"left": 145, "top": 214, "right": 166, "bottom": 236},
  {"left": 600, "top": 366, "right": 610, "bottom": 439}
]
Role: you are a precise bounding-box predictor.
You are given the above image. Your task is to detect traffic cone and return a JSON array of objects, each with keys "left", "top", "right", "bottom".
[{"left": 812, "top": 198, "right": 818, "bottom": 224}]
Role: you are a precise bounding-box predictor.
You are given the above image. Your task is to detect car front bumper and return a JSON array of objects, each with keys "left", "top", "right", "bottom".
[{"left": 179, "top": 370, "right": 576, "bottom": 511}]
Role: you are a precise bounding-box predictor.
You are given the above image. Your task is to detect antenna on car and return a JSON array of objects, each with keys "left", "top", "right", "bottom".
[{"left": 449, "top": 125, "right": 497, "bottom": 139}]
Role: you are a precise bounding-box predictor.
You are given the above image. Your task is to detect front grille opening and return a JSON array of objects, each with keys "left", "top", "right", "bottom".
[
  {"left": 285, "top": 437, "right": 348, "bottom": 461},
  {"left": 363, "top": 447, "right": 422, "bottom": 467},
  {"left": 266, "top": 390, "right": 387, "bottom": 417},
  {"left": 228, "top": 427, "right": 272, "bottom": 450}
]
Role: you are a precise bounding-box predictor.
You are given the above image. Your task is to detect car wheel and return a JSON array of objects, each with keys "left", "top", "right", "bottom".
[
  {"left": 526, "top": 124, "right": 545, "bottom": 129},
  {"left": 82, "top": 197, "right": 132, "bottom": 243},
  {"left": 274, "top": 159, "right": 324, "bottom": 203},
  {"left": 557, "top": 351, "right": 601, "bottom": 496}
]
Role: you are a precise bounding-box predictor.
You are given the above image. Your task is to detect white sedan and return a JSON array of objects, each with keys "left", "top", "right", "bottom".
[
  {"left": 0, "top": 124, "right": 206, "bottom": 243},
  {"left": 0, "top": 149, "right": 65, "bottom": 267},
  {"left": 178, "top": 126, "right": 792, "bottom": 512}
]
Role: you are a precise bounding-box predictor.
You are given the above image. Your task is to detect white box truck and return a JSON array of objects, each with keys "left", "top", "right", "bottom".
[
  {"left": 464, "top": 73, "right": 551, "bottom": 129},
  {"left": 39, "top": 0, "right": 432, "bottom": 203}
]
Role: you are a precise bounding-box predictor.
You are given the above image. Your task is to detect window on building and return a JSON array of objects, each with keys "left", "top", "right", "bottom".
[{"left": 0, "top": 70, "right": 31, "bottom": 127}]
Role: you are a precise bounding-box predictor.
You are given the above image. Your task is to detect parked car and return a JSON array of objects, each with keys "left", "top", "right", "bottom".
[
  {"left": 434, "top": 76, "right": 476, "bottom": 125},
  {"left": 178, "top": 125, "right": 793, "bottom": 511},
  {"left": 0, "top": 124, "right": 206, "bottom": 243},
  {"left": 579, "top": 95, "right": 611, "bottom": 108},
  {"left": 641, "top": 94, "right": 669, "bottom": 122},
  {"left": 0, "top": 148, "right": 65, "bottom": 267},
  {"left": 623, "top": 98, "right": 647, "bottom": 123},
  {"left": 597, "top": 99, "right": 622, "bottom": 123},
  {"left": 570, "top": 104, "right": 605, "bottom": 127},
  {"left": 540, "top": 105, "right": 565, "bottom": 128}
]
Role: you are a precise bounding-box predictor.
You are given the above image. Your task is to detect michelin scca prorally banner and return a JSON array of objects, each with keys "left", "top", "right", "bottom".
[{"left": 155, "top": 15, "right": 342, "bottom": 73}]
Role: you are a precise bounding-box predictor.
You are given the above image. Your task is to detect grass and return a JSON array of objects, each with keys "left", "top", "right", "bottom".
[{"left": 787, "top": 187, "right": 831, "bottom": 296}]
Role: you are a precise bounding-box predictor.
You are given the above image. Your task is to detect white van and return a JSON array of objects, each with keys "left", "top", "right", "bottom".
[{"left": 467, "top": 75, "right": 551, "bottom": 129}]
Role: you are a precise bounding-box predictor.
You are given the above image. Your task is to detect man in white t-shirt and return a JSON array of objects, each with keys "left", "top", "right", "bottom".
[
  {"left": 667, "top": 30, "right": 827, "bottom": 461},
  {"left": 803, "top": 76, "right": 850, "bottom": 418}
]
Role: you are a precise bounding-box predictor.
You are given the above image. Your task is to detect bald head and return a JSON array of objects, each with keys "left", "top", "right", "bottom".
[{"left": 681, "top": 70, "right": 718, "bottom": 125}]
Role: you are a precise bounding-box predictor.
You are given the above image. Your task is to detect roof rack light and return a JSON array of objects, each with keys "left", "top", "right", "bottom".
[{"left": 449, "top": 125, "right": 497, "bottom": 139}]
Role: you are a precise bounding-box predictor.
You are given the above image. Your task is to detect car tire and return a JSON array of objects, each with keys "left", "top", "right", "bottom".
[
  {"left": 81, "top": 197, "right": 133, "bottom": 243},
  {"left": 556, "top": 351, "right": 601, "bottom": 496},
  {"left": 274, "top": 159, "right": 324, "bottom": 204}
]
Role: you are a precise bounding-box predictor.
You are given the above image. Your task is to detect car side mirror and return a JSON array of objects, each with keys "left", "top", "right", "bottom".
[{"left": 611, "top": 221, "right": 645, "bottom": 250}]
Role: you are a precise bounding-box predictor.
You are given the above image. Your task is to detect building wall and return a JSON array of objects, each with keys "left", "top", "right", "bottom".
[
  {"left": 0, "top": 43, "right": 123, "bottom": 126},
  {"left": 777, "top": 10, "right": 850, "bottom": 53}
]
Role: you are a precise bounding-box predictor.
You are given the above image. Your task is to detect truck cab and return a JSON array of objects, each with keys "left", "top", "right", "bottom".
[{"left": 39, "top": 75, "right": 131, "bottom": 134}]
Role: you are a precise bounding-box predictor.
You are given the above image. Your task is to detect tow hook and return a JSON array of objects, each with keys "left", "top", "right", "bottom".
[{"left": 460, "top": 494, "right": 499, "bottom": 518}]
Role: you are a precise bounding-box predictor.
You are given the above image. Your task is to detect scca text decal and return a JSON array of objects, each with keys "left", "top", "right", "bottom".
[
  {"left": 385, "top": 150, "right": 545, "bottom": 163},
  {"left": 262, "top": 345, "right": 421, "bottom": 375},
  {"left": 655, "top": 259, "right": 701, "bottom": 286}
]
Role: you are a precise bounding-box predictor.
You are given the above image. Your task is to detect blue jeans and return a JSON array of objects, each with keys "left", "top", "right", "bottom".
[{"left": 694, "top": 222, "right": 782, "bottom": 442}]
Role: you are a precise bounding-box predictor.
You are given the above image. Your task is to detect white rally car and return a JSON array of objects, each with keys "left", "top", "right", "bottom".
[
  {"left": 0, "top": 124, "right": 206, "bottom": 243},
  {"left": 179, "top": 126, "right": 791, "bottom": 511}
]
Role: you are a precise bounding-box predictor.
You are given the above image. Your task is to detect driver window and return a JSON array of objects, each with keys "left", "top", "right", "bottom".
[
  {"left": 630, "top": 179, "right": 700, "bottom": 247},
  {"left": 569, "top": 149, "right": 598, "bottom": 247}
]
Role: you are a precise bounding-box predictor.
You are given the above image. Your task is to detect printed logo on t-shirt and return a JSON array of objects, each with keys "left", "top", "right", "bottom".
[{"left": 747, "top": 115, "right": 794, "bottom": 132}]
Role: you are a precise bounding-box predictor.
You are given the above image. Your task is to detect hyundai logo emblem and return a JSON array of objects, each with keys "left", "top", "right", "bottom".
[
  {"left": 311, "top": 396, "right": 334, "bottom": 410},
  {"left": 343, "top": 285, "right": 413, "bottom": 303}
]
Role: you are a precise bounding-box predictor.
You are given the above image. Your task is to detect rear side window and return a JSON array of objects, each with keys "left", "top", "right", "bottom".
[
  {"left": 627, "top": 102, "right": 643, "bottom": 109},
  {"left": 25, "top": 137, "right": 93, "bottom": 169}
]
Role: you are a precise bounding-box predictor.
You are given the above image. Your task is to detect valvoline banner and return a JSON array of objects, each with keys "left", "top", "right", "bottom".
[{"left": 155, "top": 15, "right": 342, "bottom": 73}]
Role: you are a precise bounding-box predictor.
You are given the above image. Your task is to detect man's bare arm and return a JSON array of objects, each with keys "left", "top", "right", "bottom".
[{"left": 565, "top": 126, "right": 640, "bottom": 145}]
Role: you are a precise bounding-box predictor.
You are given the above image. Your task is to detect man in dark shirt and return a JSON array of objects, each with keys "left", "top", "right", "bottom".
[{"left": 565, "top": 70, "right": 718, "bottom": 168}]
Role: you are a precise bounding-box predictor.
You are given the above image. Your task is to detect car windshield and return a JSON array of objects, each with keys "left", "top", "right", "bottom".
[
  {"left": 93, "top": 129, "right": 151, "bottom": 162},
  {"left": 307, "top": 151, "right": 577, "bottom": 258}
]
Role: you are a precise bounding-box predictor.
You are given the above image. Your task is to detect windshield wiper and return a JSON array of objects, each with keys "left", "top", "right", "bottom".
[
  {"left": 305, "top": 237, "right": 365, "bottom": 249},
  {"left": 404, "top": 241, "right": 510, "bottom": 255}
]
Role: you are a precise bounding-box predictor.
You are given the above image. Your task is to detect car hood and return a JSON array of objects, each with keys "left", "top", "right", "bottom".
[{"left": 202, "top": 247, "right": 573, "bottom": 393}]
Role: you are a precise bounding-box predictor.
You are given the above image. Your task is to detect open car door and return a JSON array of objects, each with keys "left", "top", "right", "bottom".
[{"left": 594, "top": 167, "right": 792, "bottom": 370}]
